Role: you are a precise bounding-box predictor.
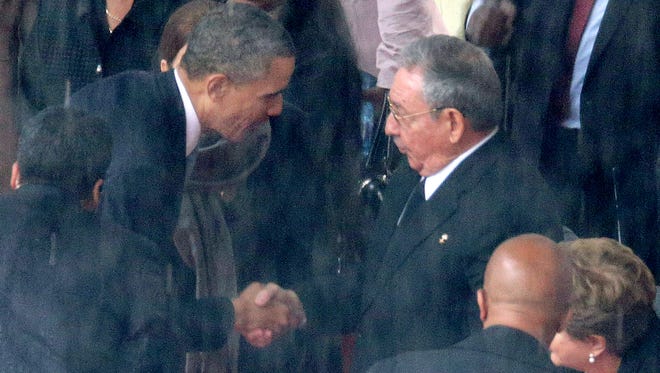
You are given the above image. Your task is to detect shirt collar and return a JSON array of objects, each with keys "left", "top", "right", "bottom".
[
  {"left": 174, "top": 69, "right": 201, "bottom": 156},
  {"left": 424, "top": 127, "right": 498, "bottom": 200}
]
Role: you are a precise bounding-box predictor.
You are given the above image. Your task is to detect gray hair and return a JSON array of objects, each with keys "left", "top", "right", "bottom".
[
  {"left": 399, "top": 35, "right": 502, "bottom": 131},
  {"left": 182, "top": 2, "right": 295, "bottom": 83}
]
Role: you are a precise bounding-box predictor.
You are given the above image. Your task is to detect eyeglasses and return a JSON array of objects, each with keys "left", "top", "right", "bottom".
[{"left": 386, "top": 94, "right": 448, "bottom": 123}]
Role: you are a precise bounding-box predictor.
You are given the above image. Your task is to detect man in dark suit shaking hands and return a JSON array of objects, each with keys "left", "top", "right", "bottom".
[
  {"left": 344, "top": 35, "right": 563, "bottom": 372},
  {"left": 67, "top": 2, "right": 305, "bottom": 365}
]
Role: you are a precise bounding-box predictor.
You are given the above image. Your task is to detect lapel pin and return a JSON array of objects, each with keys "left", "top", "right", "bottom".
[{"left": 439, "top": 233, "right": 449, "bottom": 244}]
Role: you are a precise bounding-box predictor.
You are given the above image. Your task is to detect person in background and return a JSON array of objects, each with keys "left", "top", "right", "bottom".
[
  {"left": 362, "top": 0, "right": 449, "bottom": 118},
  {"left": 375, "top": 0, "right": 446, "bottom": 92},
  {"left": 367, "top": 234, "right": 572, "bottom": 372},
  {"left": 0, "top": 106, "right": 117, "bottom": 371},
  {"left": 466, "top": 0, "right": 659, "bottom": 277},
  {"left": 232, "top": 1, "right": 367, "bottom": 370},
  {"left": 549, "top": 238, "right": 659, "bottom": 373},
  {"left": 435, "top": 0, "right": 473, "bottom": 39},
  {"left": 339, "top": 0, "right": 382, "bottom": 157},
  {"left": 262, "top": 0, "right": 366, "bottom": 271},
  {"left": 0, "top": 0, "right": 192, "bottom": 192}
]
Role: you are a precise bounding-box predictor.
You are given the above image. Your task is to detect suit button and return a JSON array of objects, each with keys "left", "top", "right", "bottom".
[{"left": 96, "top": 64, "right": 102, "bottom": 75}]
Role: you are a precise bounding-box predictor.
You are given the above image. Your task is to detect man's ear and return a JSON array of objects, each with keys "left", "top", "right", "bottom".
[
  {"left": 92, "top": 179, "right": 103, "bottom": 207},
  {"left": 10, "top": 162, "right": 21, "bottom": 190},
  {"left": 207, "top": 73, "right": 231, "bottom": 102},
  {"left": 477, "top": 288, "right": 488, "bottom": 322},
  {"left": 81, "top": 179, "right": 104, "bottom": 211},
  {"left": 446, "top": 108, "right": 466, "bottom": 144},
  {"left": 159, "top": 59, "right": 170, "bottom": 73}
]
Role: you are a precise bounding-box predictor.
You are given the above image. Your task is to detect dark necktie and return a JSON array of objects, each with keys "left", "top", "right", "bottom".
[
  {"left": 551, "top": 0, "right": 596, "bottom": 122},
  {"left": 397, "top": 179, "right": 426, "bottom": 226},
  {"left": 566, "top": 0, "right": 596, "bottom": 59}
]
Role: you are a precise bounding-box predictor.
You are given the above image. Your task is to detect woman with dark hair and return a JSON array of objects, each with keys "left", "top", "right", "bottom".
[
  {"left": 232, "top": 2, "right": 365, "bottom": 371},
  {"left": 275, "top": 0, "right": 365, "bottom": 261},
  {"left": 550, "top": 238, "right": 659, "bottom": 373}
]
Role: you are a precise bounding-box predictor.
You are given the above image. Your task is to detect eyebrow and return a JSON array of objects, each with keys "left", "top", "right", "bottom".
[
  {"left": 388, "top": 95, "right": 406, "bottom": 113},
  {"left": 261, "top": 89, "right": 285, "bottom": 99}
]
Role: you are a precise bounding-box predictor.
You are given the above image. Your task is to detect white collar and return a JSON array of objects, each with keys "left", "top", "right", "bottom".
[
  {"left": 424, "top": 127, "right": 498, "bottom": 200},
  {"left": 174, "top": 68, "right": 201, "bottom": 156}
]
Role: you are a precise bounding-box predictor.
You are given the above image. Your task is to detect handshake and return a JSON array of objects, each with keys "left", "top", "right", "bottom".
[{"left": 232, "top": 282, "right": 307, "bottom": 348}]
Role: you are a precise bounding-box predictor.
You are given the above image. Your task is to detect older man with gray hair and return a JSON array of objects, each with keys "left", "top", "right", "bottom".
[{"left": 332, "top": 34, "right": 562, "bottom": 372}]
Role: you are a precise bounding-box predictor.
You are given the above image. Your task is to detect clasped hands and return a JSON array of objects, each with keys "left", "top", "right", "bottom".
[{"left": 232, "top": 282, "right": 306, "bottom": 348}]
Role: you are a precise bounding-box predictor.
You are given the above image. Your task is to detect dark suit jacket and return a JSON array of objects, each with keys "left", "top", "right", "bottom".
[
  {"left": 508, "top": 0, "right": 658, "bottom": 165},
  {"left": 18, "top": 0, "right": 186, "bottom": 116},
  {"left": 348, "top": 131, "right": 563, "bottom": 372},
  {"left": 0, "top": 184, "right": 112, "bottom": 372},
  {"left": 367, "top": 326, "right": 570, "bottom": 373},
  {"left": 0, "top": 184, "right": 233, "bottom": 372},
  {"left": 71, "top": 70, "right": 186, "bottom": 256},
  {"left": 69, "top": 71, "right": 236, "bottom": 370},
  {"left": 506, "top": 0, "right": 659, "bottom": 272}
]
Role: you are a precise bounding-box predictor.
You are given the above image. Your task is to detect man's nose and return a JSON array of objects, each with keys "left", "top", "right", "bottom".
[{"left": 384, "top": 113, "right": 398, "bottom": 136}]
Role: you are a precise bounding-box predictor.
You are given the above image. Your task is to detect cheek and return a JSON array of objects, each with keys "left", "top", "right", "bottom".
[
  {"left": 549, "top": 332, "right": 586, "bottom": 370},
  {"left": 405, "top": 130, "right": 434, "bottom": 158},
  {"left": 222, "top": 106, "right": 266, "bottom": 141}
]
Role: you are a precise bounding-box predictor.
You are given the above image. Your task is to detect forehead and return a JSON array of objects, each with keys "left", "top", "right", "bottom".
[{"left": 389, "top": 67, "right": 426, "bottom": 106}]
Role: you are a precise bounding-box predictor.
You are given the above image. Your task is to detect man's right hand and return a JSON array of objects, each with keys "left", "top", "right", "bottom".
[{"left": 232, "top": 282, "right": 306, "bottom": 348}]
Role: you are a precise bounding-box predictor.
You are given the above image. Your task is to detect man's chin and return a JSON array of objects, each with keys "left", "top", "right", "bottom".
[
  {"left": 221, "top": 128, "right": 250, "bottom": 143},
  {"left": 405, "top": 157, "right": 423, "bottom": 174},
  {"left": 211, "top": 120, "right": 269, "bottom": 143},
  {"left": 239, "top": 121, "right": 270, "bottom": 140}
]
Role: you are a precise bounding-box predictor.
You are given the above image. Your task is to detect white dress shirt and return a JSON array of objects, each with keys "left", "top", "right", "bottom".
[
  {"left": 562, "top": 0, "right": 609, "bottom": 129},
  {"left": 174, "top": 68, "right": 201, "bottom": 156},
  {"left": 424, "top": 127, "right": 498, "bottom": 200}
]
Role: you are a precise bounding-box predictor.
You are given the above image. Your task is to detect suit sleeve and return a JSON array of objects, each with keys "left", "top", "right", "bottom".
[{"left": 103, "top": 231, "right": 235, "bottom": 371}]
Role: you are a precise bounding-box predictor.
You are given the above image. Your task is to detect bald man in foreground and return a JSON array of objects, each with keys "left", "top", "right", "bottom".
[{"left": 367, "top": 234, "right": 573, "bottom": 372}]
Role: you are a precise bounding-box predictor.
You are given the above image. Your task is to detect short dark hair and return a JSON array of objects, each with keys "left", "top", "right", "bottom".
[
  {"left": 157, "top": 0, "right": 218, "bottom": 64},
  {"left": 17, "top": 106, "right": 112, "bottom": 200},
  {"left": 182, "top": 2, "right": 295, "bottom": 83},
  {"left": 400, "top": 35, "right": 502, "bottom": 131}
]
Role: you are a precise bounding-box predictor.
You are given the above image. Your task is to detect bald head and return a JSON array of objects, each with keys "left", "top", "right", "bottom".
[{"left": 478, "top": 234, "right": 570, "bottom": 346}]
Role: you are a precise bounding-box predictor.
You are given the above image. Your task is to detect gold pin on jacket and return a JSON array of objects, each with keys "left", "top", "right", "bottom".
[{"left": 438, "top": 233, "right": 449, "bottom": 244}]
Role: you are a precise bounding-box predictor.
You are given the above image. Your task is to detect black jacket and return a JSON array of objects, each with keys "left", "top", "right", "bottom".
[
  {"left": 18, "top": 0, "right": 185, "bottom": 117},
  {"left": 0, "top": 184, "right": 234, "bottom": 372},
  {"left": 367, "top": 326, "right": 573, "bottom": 373},
  {"left": 0, "top": 184, "right": 122, "bottom": 371}
]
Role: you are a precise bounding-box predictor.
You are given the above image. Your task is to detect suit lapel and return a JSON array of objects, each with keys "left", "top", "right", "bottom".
[
  {"left": 380, "top": 182, "right": 461, "bottom": 276},
  {"left": 588, "top": 0, "right": 628, "bottom": 74},
  {"left": 362, "top": 133, "right": 503, "bottom": 314},
  {"left": 158, "top": 70, "right": 187, "bottom": 154}
]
